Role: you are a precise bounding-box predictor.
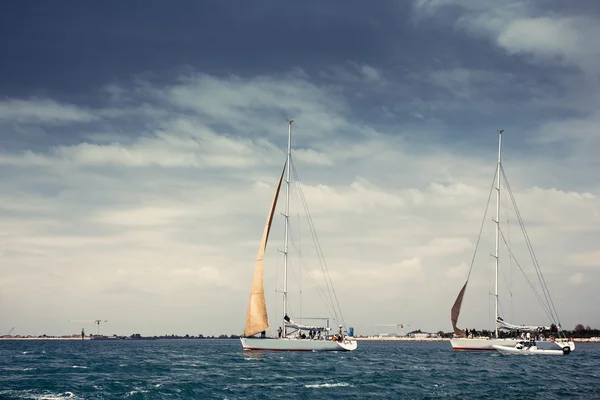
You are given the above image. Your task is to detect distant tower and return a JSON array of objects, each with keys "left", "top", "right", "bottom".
[{"left": 81, "top": 328, "right": 85, "bottom": 341}]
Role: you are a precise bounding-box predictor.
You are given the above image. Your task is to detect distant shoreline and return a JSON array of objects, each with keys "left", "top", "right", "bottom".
[
  {"left": 1, "top": 336, "right": 599, "bottom": 342},
  {"left": 355, "top": 337, "right": 600, "bottom": 343}
]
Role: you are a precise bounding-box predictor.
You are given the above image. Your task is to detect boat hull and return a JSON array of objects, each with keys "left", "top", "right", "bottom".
[
  {"left": 492, "top": 345, "right": 569, "bottom": 356},
  {"left": 450, "top": 338, "right": 519, "bottom": 351},
  {"left": 240, "top": 337, "right": 357, "bottom": 351},
  {"left": 452, "top": 338, "right": 576, "bottom": 352}
]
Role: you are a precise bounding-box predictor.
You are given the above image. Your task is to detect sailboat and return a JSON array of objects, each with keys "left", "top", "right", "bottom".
[
  {"left": 240, "top": 120, "right": 357, "bottom": 352},
  {"left": 450, "top": 130, "right": 575, "bottom": 352}
]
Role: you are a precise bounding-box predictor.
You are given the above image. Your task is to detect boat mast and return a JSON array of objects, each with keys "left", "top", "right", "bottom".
[
  {"left": 283, "top": 120, "right": 293, "bottom": 336},
  {"left": 494, "top": 129, "right": 503, "bottom": 338}
]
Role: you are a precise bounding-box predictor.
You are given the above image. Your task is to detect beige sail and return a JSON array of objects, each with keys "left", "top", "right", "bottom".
[
  {"left": 451, "top": 281, "right": 467, "bottom": 337},
  {"left": 243, "top": 165, "right": 285, "bottom": 337}
]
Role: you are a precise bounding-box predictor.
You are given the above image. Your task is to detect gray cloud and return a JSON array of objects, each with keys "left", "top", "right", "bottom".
[{"left": 0, "top": 69, "right": 598, "bottom": 338}]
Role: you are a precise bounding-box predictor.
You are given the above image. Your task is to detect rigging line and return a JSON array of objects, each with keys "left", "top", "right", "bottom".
[
  {"left": 500, "top": 166, "right": 560, "bottom": 323},
  {"left": 291, "top": 180, "right": 303, "bottom": 319},
  {"left": 498, "top": 262, "right": 513, "bottom": 298},
  {"left": 288, "top": 160, "right": 340, "bottom": 319},
  {"left": 292, "top": 227, "right": 336, "bottom": 305},
  {"left": 488, "top": 287, "right": 491, "bottom": 332},
  {"left": 290, "top": 182, "right": 337, "bottom": 317},
  {"left": 298, "top": 186, "right": 345, "bottom": 326},
  {"left": 290, "top": 161, "right": 336, "bottom": 300},
  {"left": 501, "top": 171, "right": 554, "bottom": 315},
  {"left": 297, "top": 185, "right": 342, "bottom": 325},
  {"left": 288, "top": 228, "right": 338, "bottom": 318},
  {"left": 500, "top": 168, "right": 552, "bottom": 307},
  {"left": 286, "top": 222, "right": 304, "bottom": 294},
  {"left": 506, "top": 186, "right": 560, "bottom": 326},
  {"left": 466, "top": 167, "right": 499, "bottom": 281},
  {"left": 501, "top": 167, "right": 514, "bottom": 320},
  {"left": 497, "top": 182, "right": 514, "bottom": 300},
  {"left": 490, "top": 264, "right": 508, "bottom": 323},
  {"left": 498, "top": 227, "right": 554, "bottom": 321},
  {"left": 497, "top": 295, "right": 505, "bottom": 320},
  {"left": 291, "top": 161, "right": 345, "bottom": 326}
]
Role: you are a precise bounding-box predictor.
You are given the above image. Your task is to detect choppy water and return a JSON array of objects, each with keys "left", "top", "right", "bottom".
[{"left": 1, "top": 340, "right": 599, "bottom": 399}]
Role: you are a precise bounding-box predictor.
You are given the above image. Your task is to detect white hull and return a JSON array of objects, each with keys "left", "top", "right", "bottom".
[
  {"left": 450, "top": 338, "right": 519, "bottom": 351},
  {"left": 240, "top": 337, "right": 358, "bottom": 351},
  {"left": 493, "top": 345, "right": 570, "bottom": 356},
  {"left": 452, "top": 337, "right": 576, "bottom": 352}
]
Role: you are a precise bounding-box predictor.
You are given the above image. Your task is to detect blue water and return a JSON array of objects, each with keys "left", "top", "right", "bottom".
[{"left": 1, "top": 340, "right": 599, "bottom": 399}]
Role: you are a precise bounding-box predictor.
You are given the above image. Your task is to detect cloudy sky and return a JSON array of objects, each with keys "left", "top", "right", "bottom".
[{"left": 1, "top": 0, "right": 599, "bottom": 337}]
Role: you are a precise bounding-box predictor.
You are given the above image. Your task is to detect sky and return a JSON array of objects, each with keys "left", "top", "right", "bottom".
[{"left": 1, "top": 0, "right": 599, "bottom": 337}]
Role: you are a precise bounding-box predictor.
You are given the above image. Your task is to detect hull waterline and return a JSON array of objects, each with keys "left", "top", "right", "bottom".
[{"left": 240, "top": 337, "right": 357, "bottom": 351}]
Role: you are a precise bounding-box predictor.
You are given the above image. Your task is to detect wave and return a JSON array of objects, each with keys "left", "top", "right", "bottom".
[{"left": 305, "top": 382, "right": 352, "bottom": 388}]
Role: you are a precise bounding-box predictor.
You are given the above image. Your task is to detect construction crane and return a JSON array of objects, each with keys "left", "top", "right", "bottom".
[
  {"left": 7, "top": 327, "right": 15, "bottom": 336},
  {"left": 69, "top": 319, "right": 108, "bottom": 335},
  {"left": 375, "top": 323, "right": 410, "bottom": 337}
]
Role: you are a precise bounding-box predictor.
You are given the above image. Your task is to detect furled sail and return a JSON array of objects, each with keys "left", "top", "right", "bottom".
[
  {"left": 451, "top": 282, "right": 468, "bottom": 337},
  {"left": 496, "top": 317, "right": 549, "bottom": 333},
  {"left": 284, "top": 316, "right": 327, "bottom": 331},
  {"left": 243, "top": 165, "right": 285, "bottom": 337}
]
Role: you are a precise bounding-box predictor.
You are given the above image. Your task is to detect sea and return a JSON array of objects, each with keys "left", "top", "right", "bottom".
[{"left": 1, "top": 340, "right": 599, "bottom": 399}]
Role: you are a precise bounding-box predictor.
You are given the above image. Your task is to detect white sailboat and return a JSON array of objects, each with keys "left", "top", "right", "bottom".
[
  {"left": 450, "top": 130, "right": 575, "bottom": 352},
  {"left": 240, "top": 120, "right": 357, "bottom": 352}
]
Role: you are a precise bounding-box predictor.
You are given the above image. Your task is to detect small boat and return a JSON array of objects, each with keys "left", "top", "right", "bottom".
[
  {"left": 493, "top": 340, "right": 572, "bottom": 356},
  {"left": 240, "top": 120, "right": 357, "bottom": 352}
]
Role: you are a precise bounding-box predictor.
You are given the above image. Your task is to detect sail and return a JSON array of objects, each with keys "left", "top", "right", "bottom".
[
  {"left": 243, "top": 165, "right": 285, "bottom": 337},
  {"left": 284, "top": 316, "right": 327, "bottom": 331},
  {"left": 451, "top": 282, "right": 468, "bottom": 337},
  {"left": 496, "top": 318, "right": 549, "bottom": 333}
]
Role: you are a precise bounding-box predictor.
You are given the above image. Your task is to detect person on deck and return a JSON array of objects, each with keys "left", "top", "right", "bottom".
[{"left": 277, "top": 327, "right": 282, "bottom": 338}]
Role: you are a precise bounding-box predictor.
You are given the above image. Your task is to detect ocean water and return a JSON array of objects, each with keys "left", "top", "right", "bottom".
[{"left": 1, "top": 340, "right": 599, "bottom": 399}]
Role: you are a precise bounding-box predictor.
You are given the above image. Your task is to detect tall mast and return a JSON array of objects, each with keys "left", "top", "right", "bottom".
[
  {"left": 282, "top": 120, "right": 293, "bottom": 335},
  {"left": 494, "top": 129, "right": 503, "bottom": 338}
]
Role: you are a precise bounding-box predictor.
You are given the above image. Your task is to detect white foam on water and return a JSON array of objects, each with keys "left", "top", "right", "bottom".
[
  {"left": 125, "top": 389, "right": 149, "bottom": 397},
  {"left": 23, "top": 368, "right": 36, "bottom": 371},
  {"left": 71, "top": 366, "right": 88, "bottom": 369},
  {"left": 305, "top": 382, "right": 352, "bottom": 389},
  {"left": 37, "top": 391, "right": 76, "bottom": 400}
]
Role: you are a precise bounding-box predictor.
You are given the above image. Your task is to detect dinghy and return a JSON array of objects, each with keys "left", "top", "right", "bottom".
[{"left": 493, "top": 340, "right": 571, "bottom": 356}]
